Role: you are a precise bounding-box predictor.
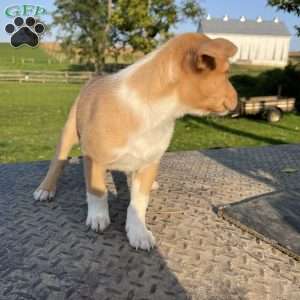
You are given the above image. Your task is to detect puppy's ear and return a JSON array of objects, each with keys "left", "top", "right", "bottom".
[
  {"left": 195, "top": 54, "right": 216, "bottom": 71},
  {"left": 186, "top": 38, "right": 237, "bottom": 72},
  {"left": 185, "top": 51, "right": 217, "bottom": 73},
  {"left": 200, "top": 38, "right": 238, "bottom": 58}
]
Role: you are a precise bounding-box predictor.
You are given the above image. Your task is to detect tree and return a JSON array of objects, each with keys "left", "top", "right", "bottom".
[
  {"left": 53, "top": 0, "right": 204, "bottom": 73},
  {"left": 109, "top": 0, "right": 176, "bottom": 56},
  {"left": 268, "top": 0, "right": 300, "bottom": 35},
  {"left": 110, "top": 0, "right": 204, "bottom": 56},
  {"left": 53, "top": 0, "right": 110, "bottom": 73}
]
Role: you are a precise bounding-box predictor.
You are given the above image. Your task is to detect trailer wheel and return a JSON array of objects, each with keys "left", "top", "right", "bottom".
[{"left": 264, "top": 108, "right": 282, "bottom": 123}]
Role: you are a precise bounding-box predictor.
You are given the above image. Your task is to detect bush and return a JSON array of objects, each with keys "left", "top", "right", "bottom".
[
  {"left": 230, "top": 75, "right": 259, "bottom": 97},
  {"left": 230, "top": 64, "right": 300, "bottom": 111}
]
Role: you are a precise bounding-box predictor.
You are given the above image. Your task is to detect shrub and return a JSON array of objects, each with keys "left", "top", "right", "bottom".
[{"left": 230, "top": 64, "right": 300, "bottom": 111}]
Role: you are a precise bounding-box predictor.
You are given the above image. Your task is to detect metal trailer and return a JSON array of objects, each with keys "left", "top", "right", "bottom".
[{"left": 232, "top": 96, "right": 296, "bottom": 122}]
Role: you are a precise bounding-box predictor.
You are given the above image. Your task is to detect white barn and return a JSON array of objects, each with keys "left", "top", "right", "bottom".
[{"left": 198, "top": 15, "right": 291, "bottom": 67}]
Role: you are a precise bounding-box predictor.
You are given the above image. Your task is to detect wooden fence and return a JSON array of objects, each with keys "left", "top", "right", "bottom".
[{"left": 0, "top": 70, "right": 95, "bottom": 83}]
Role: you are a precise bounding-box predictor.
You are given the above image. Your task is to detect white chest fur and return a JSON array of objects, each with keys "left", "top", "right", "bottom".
[{"left": 109, "top": 120, "right": 175, "bottom": 172}]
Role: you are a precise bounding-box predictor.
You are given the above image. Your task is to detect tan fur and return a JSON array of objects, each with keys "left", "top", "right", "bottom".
[
  {"left": 134, "top": 161, "right": 159, "bottom": 195},
  {"left": 35, "top": 101, "right": 78, "bottom": 194},
  {"left": 125, "top": 34, "right": 209, "bottom": 102},
  {"left": 77, "top": 76, "right": 141, "bottom": 164},
  {"left": 34, "top": 33, "right": 238, "bottom": 249},
  {"left": 125, "top": 33, "right": 237, "bottom": 106},
  {"left": 34, "top": 32, "right": 238, "bottom": 194},
  {"left": 83, "top": 156, "right": 107, "bottom": 198}
]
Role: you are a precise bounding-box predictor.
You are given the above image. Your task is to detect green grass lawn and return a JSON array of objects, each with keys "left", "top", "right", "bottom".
[
  {"left": 170, "top": 114, "right": 300, "bottom": 151},
  {"left": 1, "top": 81, "right": 300, "bottom": 163},
  {"left": 0, "top": 82, "right": 81, "bottom": 162},
  {"left": 0, "top": 43, "right": 70, "bottom": 71}
]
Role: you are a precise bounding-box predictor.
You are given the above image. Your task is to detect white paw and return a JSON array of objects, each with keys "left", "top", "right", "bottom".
[
  {"left": 86, "top": 192, "right": 110, "bottom": 232},
  {"left": 151, "top": 181, "right": 159, "bottom": 190},
  {"left": 126, "top": 207, "right": 155, "bottom": 251},
  {"left": 33, "top": 188, "right": 56, "bottom": 201},
  {"left": 126, "top": 225, "right": 155, "bottom": 251},
  {"left": 86, "top": 213, "right": 110, "bottom": 232}
]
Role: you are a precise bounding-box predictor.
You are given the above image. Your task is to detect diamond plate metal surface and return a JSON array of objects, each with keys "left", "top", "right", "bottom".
[
  {"left": 1, "top": 144, "right": 300, "bottom": 300},
  {"left": 219, "top": 189, "right": 300, "bottom": 260}
]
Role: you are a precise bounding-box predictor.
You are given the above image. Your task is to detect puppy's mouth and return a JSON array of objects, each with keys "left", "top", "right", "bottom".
[
  {"left": 214, "top": 110, "right": 229, "bottom": 117},
  {"left": 188, "top": 109, "right": 229, "bottom": 117},
  {"left": 211, "top": 103, "right": 232, "bottom": 117},
  {"left": 187, "top": 109, "right": 209, "bottom": 117},
  {"left": 209, "top": 106, "right": 229, "bottom": 117}
]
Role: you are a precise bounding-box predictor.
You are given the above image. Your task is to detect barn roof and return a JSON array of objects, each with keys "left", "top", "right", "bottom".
[{"left": 198, "top": 17, "right": 290, "bottom": 37}]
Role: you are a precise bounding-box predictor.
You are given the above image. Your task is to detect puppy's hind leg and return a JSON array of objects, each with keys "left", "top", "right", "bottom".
[
  {"left": 84, "top": 156, "right": 110, "bottom": 232},
  {"left": 33, "top": 102, "right": 79, "bottom": 201}
]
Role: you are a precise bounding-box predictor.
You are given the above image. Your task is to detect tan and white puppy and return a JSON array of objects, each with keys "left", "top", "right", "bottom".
[{"left": 33, "top": 33, "right": 238, "bottom": 250}]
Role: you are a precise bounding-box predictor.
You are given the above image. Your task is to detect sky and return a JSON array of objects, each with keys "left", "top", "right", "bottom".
[{"left": 0, "top": 0, "right": 299, "bottom": 50}]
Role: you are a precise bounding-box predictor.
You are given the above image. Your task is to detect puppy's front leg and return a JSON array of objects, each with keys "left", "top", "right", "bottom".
[
  {"left": 126, "top": 161, "right": 159, "bottom": 250},
  {"left": 84, "top": 156, "right": 110, "bottom": 232}
]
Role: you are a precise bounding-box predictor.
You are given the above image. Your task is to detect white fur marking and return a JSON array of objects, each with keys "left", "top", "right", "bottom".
[
  {"left": 151, "top": 181, "right": 159, "bottom": 190},
  {"left": 33, "top": 188, "right": 56, "bottom": 201},
  {"left": 86, "top": 192, "right": 110, "bottom": 232},
  {"left": 126, "top": 179, "right": 155, "bottom": 250},
  {"left": 109, "top": 120, "right": 174, "bottom": 172},
  {"left": 109, "top": 91, "right": 180, "bottom": 172},
  {"left": 119, "top": 86, "right": 181, "bottom": 127},
  {"left": 116, "top": 43, "right": 165, "bottom": 78}
]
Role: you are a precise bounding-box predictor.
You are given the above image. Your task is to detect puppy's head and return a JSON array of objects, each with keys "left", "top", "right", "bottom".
[{"left": 178, "top": 36, "right": 238, "bottom": 116}]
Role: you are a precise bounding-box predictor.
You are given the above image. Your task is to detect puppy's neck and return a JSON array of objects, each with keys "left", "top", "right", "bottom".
[
  {"left": 115, "top": 44, "right": 187, "bottom": 128},
  {"left": 121, "top": 43, "right": 180, "bottom": 100}
]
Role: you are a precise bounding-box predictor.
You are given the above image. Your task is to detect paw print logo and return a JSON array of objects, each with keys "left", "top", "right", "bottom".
[{"left": 5, "top": 17, "right": 45, "bottom": 48}]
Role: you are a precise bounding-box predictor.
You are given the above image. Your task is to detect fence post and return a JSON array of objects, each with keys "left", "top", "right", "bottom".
[{"left": 65, "top": 72, "right": 69, "bottom": 83}]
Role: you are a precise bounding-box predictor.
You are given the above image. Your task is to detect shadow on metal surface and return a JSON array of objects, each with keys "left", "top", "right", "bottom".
[
  {"left": 199, "top": 144, "right": 300, "bottom": 259},
  {"left": 0, "top": 161, "right": 189, "bottom": 299}
]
